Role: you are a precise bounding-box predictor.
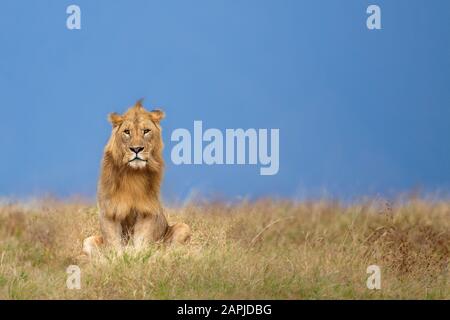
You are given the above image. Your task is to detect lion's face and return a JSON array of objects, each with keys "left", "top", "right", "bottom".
[
  {"left": 118, "top": 117, "right": 160, "bottom": 169},
  {"left": 106, "top": 101, "right": 165, "bottom": 171}
]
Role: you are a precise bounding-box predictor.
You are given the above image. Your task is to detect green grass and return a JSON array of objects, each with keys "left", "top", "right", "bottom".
[{"left": 0, "top": 198, "right": 448, "bottom": 299}]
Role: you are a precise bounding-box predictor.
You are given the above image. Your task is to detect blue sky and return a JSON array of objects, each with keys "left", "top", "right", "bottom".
[{"left": 0, "top": 0, "right": 449, "bottom": 201}]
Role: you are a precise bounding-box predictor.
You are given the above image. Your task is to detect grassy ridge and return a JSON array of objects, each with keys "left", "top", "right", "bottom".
[{"left": 0, "top": 199, "right": 449, "bottom": 299}]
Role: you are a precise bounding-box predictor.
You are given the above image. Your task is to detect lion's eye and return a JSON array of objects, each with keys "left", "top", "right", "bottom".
[
  {"left": 124, "top": 129, "right": 130, "bottom": 135},
  {"left": 143, "top": 129, "right": 151, "bottom": 134}
]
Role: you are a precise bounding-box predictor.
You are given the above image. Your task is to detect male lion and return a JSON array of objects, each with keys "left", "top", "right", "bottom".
[{"left": 83, "top": 100, "right": 191, "bottom": 256}]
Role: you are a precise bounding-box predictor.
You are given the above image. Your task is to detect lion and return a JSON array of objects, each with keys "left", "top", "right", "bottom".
[{"left": 82, "top": 100, "right": 191, "bottom": 257}]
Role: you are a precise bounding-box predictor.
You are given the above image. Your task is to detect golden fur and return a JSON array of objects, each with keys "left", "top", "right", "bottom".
[{"left": 83, "top": 100, "right": 190, "bottom": 256}]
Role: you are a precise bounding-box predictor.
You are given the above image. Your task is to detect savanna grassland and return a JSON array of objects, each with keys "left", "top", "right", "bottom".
[{"left": 0, "top": 198, "right": 448, "bottom": 299}]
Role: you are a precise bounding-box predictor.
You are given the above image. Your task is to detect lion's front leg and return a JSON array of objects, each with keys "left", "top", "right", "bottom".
[
  {"left": 133, "top": 214, "right": 169, "bottom": 250},
  {"left": 100, "top": 215, "right": 124, "bottom": 252}
]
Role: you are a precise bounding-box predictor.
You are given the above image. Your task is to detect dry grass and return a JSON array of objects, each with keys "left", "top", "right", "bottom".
[{"left": 0, "top": 198, "right": 448, "bottom": 299}]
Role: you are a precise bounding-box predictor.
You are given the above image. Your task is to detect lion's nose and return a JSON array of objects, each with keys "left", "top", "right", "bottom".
[{"left": 130, "top": 146, "right": 144, "bottom": 154}]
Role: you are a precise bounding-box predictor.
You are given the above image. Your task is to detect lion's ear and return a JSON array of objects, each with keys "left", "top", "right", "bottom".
[
  {"left": 108, "top": 112, "right": 124, "bottom": 127},
  {"left": 150, "top": 109, "right": 165, "bottom": 122}
]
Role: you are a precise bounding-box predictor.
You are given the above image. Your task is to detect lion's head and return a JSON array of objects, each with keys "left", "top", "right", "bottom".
[{"left": 104, "top": 100, "right": 165, "bottom": 172}]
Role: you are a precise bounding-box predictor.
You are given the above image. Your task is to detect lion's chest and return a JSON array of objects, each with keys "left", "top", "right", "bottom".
[{"left": 102, "top": 175, "right": 159, "bottom": 221}]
